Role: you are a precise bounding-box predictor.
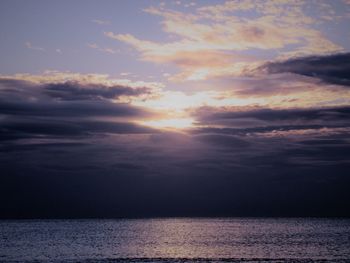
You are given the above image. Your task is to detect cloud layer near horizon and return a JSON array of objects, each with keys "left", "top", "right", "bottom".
[{"left": 1, "top": 69, "right": 350, "bottom": 218}]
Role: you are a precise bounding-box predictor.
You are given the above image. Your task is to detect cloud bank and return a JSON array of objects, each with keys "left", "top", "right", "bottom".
[
  {"left": 260, "top": 52, "right": 350, "bottom": 87},
  {"left": 1, "top": 72, "right": 350, "bottom": 218}
]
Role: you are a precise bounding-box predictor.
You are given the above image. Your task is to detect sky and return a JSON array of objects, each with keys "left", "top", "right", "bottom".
[{"left": 1, "top": 0, "right": 350, "bottom": 218}]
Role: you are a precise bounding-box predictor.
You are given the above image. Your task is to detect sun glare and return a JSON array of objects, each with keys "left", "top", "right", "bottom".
[{"left": 140, "top": 118, "right": 194, "bottom": 129}]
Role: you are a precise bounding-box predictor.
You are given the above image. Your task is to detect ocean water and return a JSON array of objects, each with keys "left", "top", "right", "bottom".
[{"left": 0, "top": 218, "right": 350, "bottom": 262}]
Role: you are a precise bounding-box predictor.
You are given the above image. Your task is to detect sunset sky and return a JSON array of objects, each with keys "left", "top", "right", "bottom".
[{"left": 1, "top": 0, "right": 350, "bottom": 218}]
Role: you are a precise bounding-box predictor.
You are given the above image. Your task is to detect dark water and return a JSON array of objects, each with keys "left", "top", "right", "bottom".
[{"left": 1, "top": 218, "right": 350, "bottom": 262}]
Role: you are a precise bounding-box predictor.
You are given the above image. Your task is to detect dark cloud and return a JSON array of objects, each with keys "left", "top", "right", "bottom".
[
  {"left": 0, "top": 78, "right": 155, "bottom": 118},
  {"left": 193, "top": 106, "right": 350, "bottom": 129},
  {"left": 0, "top": 78, "right": 154, "bottom": 100},
  {"left": 0, "top": 98, "right": 149, "bottom": 118},
  {"left": 44, "top": 81, "right": 152, "bottom": 100},
  {"left": 261, "top": 52, "right": 350, "bottom": 86},
  {"left": 194, "top": 134, "right": 250, "bottom": 148},
  {"left": 1, "top": 128, "right": 350, "bottom": 218},
  {"left": 0, "top": 118, "right": 156, "bottom": 142},
  {"left": 191, "top": 124, "right": 347, "bottom": 136},
  {"left": 1, "top": 77, "right": 350, "bottom": 218},
  {"left": 0, "top": 77, "right": 157, "bottom": 142}
]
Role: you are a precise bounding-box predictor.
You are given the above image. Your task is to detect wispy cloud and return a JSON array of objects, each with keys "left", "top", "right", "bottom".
[
  {"left": 87, "top": 43, "right": 118, "bottom": 54},
  {"left": 105, "top": 1, "right": 343, "bottom": 81},
  {"left": 92, "top": 19, "right": 111, "bottom": 25},
  {"left": 25, "top": 41, "right": 45, "bottom": 52},
  {"left": 120, "top": 72, "right": 131, "bottom": 76}
]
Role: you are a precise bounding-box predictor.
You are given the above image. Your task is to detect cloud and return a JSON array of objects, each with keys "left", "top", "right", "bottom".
[
  {"left": 259, "top": 52, "right": 350, "bottom": 87},
  {"left": 25, "top": 41, "right": 45, "bottom": 52},
  {"left": 2, "top": 113, "right": 350, "bottom": 218},
  {"left": 1, "top": 74, "right": 350, "bottom": 217},
  {"left": 0, "top": 71, "right": 164, "bottom": 90},
  {"left": 43, "top": 81, "right": 154, "bottom": 100},
  {"left": 192, "top": 105, "right": 350, "bottom": 130},
  {"left": 148, "top": 50, "right": 257, "bottom": 81},
  {"left": 87, "top": 43, "right": 118, "bottom": 54},
  {"left": 105, "top": 1, "right": 343, "bottom": 81},
  {"left": 0, "top": 118, "right": 156, "bottom": 142},
  {"left": 0, "top": 76, "right": 159, "bottom": 102},
  {"left": 0, "top": 73, "right": 162, "bottom": 142},
  {"left": 92, "top": 19, "right": 111, "bottom": 25},
  {"left": 194, "top": 133, "right": 250, "bottom": 148},
  {"left": 0, "top": 97, "right": 150, "bottom": 118}
]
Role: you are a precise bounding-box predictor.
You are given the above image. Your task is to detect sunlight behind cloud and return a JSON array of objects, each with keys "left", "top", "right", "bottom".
[{"left": 140, "top": 118, "right": 194, "bottom": 129}]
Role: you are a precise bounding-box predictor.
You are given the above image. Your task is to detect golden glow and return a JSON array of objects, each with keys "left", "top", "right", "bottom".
[
  {"left": 140, "top": 118, "right": 194, "bottom": 129},
  {"left": 131, "top": 90, "right": 266, "bottom": 111},
  {"left": 187, "top": 68, "right": 211, "bottom": 81}
]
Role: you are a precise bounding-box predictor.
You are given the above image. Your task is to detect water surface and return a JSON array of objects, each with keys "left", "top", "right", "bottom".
[{"left": 1, "top": 218, "right": 350, "bottom": 262}]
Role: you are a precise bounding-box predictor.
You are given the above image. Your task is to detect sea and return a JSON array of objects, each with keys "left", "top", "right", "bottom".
[{"left": 0, "top": 218, "right": 350, "bottom": 263}]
